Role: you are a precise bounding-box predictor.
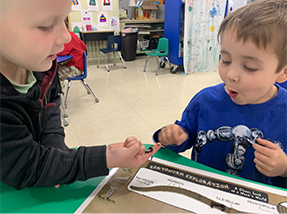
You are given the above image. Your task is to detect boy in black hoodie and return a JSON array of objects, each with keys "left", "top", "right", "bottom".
[{"left": 0, "top": 0, "right": 161, "bottom": 190}]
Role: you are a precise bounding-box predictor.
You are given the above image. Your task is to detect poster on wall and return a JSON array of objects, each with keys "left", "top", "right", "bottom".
[
  {"left": 71, "top": 0, "right": 81, "bottom": 11},
  {"left": 109, "top": 17, "right": 120, "bottom": 31},
  {"left": 86, "top": 0, "right": 99, "bottom": 11},
  {"left": 101, "top": 0, "right": 113, "bottom": 11},
  {"left": 71, "top": 22, "right": 83, "bottom": 35},
  {"left": 97, "top": 12, "right": 109, "bottom": 27},
  {"left": 81, "top": 10, "right": 93, "bottom": 23}
]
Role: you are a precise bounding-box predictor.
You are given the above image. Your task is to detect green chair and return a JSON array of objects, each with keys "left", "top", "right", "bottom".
[{"left": 143, "top": 37, "right": 170, "bottom": 76}]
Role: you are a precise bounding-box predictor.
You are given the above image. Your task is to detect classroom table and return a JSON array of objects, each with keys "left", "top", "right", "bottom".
[
  {"left": 57, "top": 55, "right": 73, "bottom": 64},
  {"left": 79, "top": 30, "right": 115, "bottom": 55},
  {"left": 79, "top": 30, "right": 114, "bottom": 44},
  {"left": 0, "top": 145, "right": 284, "bottom": 213}
]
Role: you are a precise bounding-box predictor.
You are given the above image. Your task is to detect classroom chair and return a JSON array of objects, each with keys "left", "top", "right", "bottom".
[
  {"left": 59, "top": 78, "right": 69, "bottom": 126},
  {"left": 64, "top": 52, "right": 99, "bottom": 109},
  {"left": 143, "top": 37, "right": 171, "bottom": 76},
  {"left": 60, "top": 110, "right": 68, "bottom": 126},
  {"left": 97, "top": 35, "right": 127, "bottom": 72}
]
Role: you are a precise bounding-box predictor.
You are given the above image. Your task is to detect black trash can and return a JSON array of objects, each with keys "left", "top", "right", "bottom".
[{"left": 120, "top": 31, "right": 138, "bottom": 61}]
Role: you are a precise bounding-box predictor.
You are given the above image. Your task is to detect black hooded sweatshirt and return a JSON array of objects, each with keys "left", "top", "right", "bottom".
[{"left": 0, "top": 61, "right": 108, "bottom": 190}]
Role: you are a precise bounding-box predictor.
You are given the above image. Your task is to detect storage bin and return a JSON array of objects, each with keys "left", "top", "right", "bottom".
[{"left": 139, "top": 39, "right": 149, "bottom": 50}]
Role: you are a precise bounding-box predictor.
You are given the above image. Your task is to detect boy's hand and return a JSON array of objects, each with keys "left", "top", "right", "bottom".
[
  {"left": 106, "top": 137, "right": 161, "bottom": 169},
  {"left": 158, "top": 124, "right": 188, "bottom": 146},
  {"left": 123, "top": 136, "right": 145, "bottom": 153},
  {"left": 253, "top": 138, "right": 287, "bottom": 177}
]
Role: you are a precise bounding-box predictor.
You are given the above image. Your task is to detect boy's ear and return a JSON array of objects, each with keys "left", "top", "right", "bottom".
[{"left": 276, "top": 65, "right": 287, "bottom": 83}]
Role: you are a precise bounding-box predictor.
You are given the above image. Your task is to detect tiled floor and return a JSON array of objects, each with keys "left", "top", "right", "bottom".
[{"left": 61, "top": 55, "right": 222, "bottom": 158}]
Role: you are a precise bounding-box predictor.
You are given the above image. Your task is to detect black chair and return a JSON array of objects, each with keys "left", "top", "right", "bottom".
[{"left": 97, "top": 35, "right": 126, "bottom": 72}]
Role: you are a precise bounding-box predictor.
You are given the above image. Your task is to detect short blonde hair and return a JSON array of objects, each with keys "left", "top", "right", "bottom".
[{"left": 218, "top": 0, "right": 287, "bottom": 73}]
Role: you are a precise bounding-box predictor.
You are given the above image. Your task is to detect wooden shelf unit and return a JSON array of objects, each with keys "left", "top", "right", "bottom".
[
  {"left": 120, "top": 19, "right": 165, "bottom": 53},
  {"left": 120, "top": 19, "right": 164, "bottom": 24}
]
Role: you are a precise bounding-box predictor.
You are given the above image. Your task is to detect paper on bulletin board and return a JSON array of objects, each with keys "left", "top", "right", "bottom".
[
  {"left": 109, "top": 17, "right": 120, "bottom": 31},
  {"left": 71, "top": 22, "right": 83, "bottom": 35},
  {"left": 75, "top": 158, "right": 287, "bottom": 214},
  {"left": 81, "top": 10, "right": 93, "bottom": 23},
  {"left": 97, "top": 12, "right": 109, "bottom": 27},
  {"left": 86, "top": 0, "right": 99, "bottom": 11},
  {"left": 72, "top": 0, "right": 81, "bottom": 11},
  {"left": 101, "top": 0, "right": 113, "bottom": 11}
]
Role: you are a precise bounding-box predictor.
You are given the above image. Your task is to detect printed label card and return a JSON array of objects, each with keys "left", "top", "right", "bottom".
[{"left": 75, "top": 158, "right": 287, "bottom": 213}]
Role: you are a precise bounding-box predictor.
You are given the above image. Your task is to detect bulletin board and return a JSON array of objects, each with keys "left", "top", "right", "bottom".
[{"left": 69, "top": 0, "right": 120, "bottom": 33}]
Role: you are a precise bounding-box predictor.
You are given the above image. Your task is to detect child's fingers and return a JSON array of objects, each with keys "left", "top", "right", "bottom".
[
  {"left": 253, "top": 139, "right": 279, "bottom": 156},
  {"left": 159, "top": 128, "right": 172, "bottom": 145},
  {"left": 137, "top": 144, "right": 146, "bottom": 155},
  {"left": 143, "top": 143, "right": 162, "bottom": 157},
  {"left": 54, "top": 184, "right": 66, "bottom": 188},
  {"left": 123, "top": 136, "right": 138, "bottom": 147},
  {"left": 254, "top": 149, "right": 269, "bottom": 165},
  {"left": 256, "top": 138, "right": 278, "bottom": 149},
  {"left": 125, "top": 140, "right": 145, "bottom": 154},
  {"left": 124, "top": 140, "right": 136, "bottom": 148},
  {"left": 159, "top": 125, "right": 186, "bottom": 146},
  {"left": 254, "top": 163, "right": 264, "bottom": 174},
  {"left": 175, "top": 133, "right": 188, "bottom": 145},
  {"left": 129, "top": 143, "right": 162, "bottom": 168},
  {"left": 127, "top": 140, "right": 144, "bottom": 154},
  {"left": 171, "top": 126, "right": 187, "bottom": 145},
  {"left": 165, "top": 126, "right": 183, "bottom": 145}
]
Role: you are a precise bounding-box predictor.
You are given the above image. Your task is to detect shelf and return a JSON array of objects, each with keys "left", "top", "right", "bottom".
[
  {"left": 121, "top": 19, "right": 165, "bottom": 54},
  {"left": 138, "top": 29, "right": 164, "bottom": 34},
  {"left": 150, "top": 29, "right": 164, "bottom": 32},
  {"left": 138, "top": 31, "right": 151, "bottom": 35},
  {"left": 120, "top": 19, "right": 164, "bottom": 23}
]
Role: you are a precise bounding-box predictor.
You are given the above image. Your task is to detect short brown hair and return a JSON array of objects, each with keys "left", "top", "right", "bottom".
[{"left": 218, "top": 0, "right": 287, "bottom": 73}]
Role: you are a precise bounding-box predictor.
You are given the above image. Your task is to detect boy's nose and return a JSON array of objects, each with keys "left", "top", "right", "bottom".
[
  {"left": 226, "top": 67, "right": 240, "bottom": 82},
  {"left": 56, "top": 22, "right": 71, "bottom": 46},
  {"left": 63, "top": 27, "right": 71, "bottom": 44}
]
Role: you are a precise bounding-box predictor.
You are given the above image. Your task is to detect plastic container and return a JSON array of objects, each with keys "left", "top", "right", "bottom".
[
  {"left": 86, "top": 24, "right": 92, "bottom": 31},
  {"left": 120, "top": 31, "right": 138, "bottom": 61},
  {"left": 139, "top": 39, "right": 149, "bottom": 50}
]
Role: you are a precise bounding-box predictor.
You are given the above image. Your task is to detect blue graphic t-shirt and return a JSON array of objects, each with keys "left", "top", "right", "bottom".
[{"left": 153, "top": 83, "right": 287, "bottom": 188}]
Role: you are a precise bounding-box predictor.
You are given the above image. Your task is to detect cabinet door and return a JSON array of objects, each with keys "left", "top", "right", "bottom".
[{"left": 164, "top": 0, "right": 184, "bottom": 66}]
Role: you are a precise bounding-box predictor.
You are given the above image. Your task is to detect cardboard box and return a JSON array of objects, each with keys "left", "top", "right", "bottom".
[
  {"left": 136, "top": 1, "right": 158, "bottom": 19},
  {"left": 119, "top": 9, "right": 127, "bottom": 18}
]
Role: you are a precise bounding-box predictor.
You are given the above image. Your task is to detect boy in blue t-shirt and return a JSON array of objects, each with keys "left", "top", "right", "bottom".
[{"left": 153, "top": 0, "right": 287, "bottom": 189}]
